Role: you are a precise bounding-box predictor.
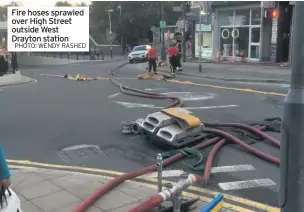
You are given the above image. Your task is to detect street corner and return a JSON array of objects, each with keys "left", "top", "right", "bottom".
[
  {"left": 7, "top": 160, "right": 280, "bottom": 212},
  {"left": 0, "top": 71, "right": 36, "bottom": 87}
]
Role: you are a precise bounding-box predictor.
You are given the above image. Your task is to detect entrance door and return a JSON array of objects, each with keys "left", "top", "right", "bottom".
[{"left": 249, "top": 27, "right": 260, "bottom": 59}]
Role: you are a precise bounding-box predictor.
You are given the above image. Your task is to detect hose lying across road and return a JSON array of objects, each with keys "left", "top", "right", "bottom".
[{"left": 73, "top": 63, "right": 281, "bottom": 212}]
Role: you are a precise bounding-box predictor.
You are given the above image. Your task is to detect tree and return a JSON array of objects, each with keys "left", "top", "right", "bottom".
[
  {"left": 0, "top": 1, "right": 21, "bottom": 20},
  {"left": 89, "top": 1, "right": 190, "bottom": 45},
  {"left": 54, "top": 1, "right": 72, "bottom": 7}
]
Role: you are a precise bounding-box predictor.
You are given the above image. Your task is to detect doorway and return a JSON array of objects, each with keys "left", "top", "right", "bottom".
[{"left": 276, "top": 2, "right": 293, "bottom": 63}]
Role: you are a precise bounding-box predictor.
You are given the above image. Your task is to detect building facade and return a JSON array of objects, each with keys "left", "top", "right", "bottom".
[
  {"left": 189, "top": 1, "right": 295, "bottom": 63},
  {"left": 212, "top": 1, "right": 294, "bottom": 63}
]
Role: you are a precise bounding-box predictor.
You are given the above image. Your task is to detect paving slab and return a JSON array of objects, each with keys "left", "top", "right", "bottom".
[{"left": 8, "top": 168, "right": 251, "bottom": 212}]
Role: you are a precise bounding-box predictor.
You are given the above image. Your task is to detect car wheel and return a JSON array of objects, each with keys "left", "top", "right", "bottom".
[{"left": 129, "top": 59, "right": 133, "bottom": 64}]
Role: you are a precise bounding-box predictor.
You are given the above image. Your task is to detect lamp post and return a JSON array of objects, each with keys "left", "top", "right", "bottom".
[
  {"left": 108, "top": 9, "right": 114, "bottom": 59},
  {"left": 117, "top": 5, "right": 123, "bottom": 53},
  {"left": 198, "top": 4, "right": 202, "bottom": 73}
]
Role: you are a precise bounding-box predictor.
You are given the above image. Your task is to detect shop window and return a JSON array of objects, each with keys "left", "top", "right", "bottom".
[
  {"left": 219, "top": 11, "right": 234, "bottom": 26},
  {"left": 251, "top": 28, "right": 260, "bottom": 43},
  {"left": 235, "top": 10, "right": 250, "bottom": 25},
  {"left": 251, "top": 9, "right": 261, "bottom": 25},
  {"left": 220, "top": 27, "right": 249, "bottom": 57},
  {"left": 250, "top": 46, "right": 260, "bottom": 58}
]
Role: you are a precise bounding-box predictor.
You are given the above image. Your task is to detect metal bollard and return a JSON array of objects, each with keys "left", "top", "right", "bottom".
[{"left": 157, "top": 153, "right": 163, "bottom": 193}]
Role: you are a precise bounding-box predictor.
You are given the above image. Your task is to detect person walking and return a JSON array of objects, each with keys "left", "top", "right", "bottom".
[
  {"left": 0, "top": 49, "right": 8, "bottom": 76},
  {"left": 147, "top": 43, "right": 157, "bottom": 73},
  {"left": 166, "top": 43, "right": 179, "bottom": 74}
]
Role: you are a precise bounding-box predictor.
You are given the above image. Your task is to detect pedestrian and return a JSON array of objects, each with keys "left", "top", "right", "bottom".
[
  {"left": 0, "top": 49, "right": 8, "bottom": 76},
  {"left": 166, "top": 42, "right": 179, "bottom": 74},
  {"left": 147, "top": 43, "right": 157, "bottom": 73},
  {"left": 0, "top": 146, "right": 10, "bottom": 188},
  {"left": 11, "top": 52, "right": 18, "bottom": 73}
]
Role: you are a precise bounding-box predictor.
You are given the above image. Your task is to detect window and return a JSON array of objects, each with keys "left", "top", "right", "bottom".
[
  {"left": 251, "top": 28, "right": 260, "bottom": 43},
  {"left": 235, "top": 10, "right": 250, "bottom": 25},
  {"left": 132, "top": 46, "right": 147, "bottom": 51},
  {"left": 219, "top": 11, "right": 234, "bottom": 26},
  {"left": 219, "top": 8, "right": 261, "bottom": 58},
  {"left": 251, "top": 9, "right": 261, "bottom": 25}
]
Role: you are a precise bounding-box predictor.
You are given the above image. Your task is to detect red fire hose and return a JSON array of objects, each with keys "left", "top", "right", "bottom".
[
  {"left": 129, "top": 125, "right": 280, "bottom": 212},
  {"left": 73, "top": 137, "right": 220, "bottom": 212},
  {"left": 203, "top": 125, "right": 264, "bottom": 183},
  {"left": 203, "top": 122, "right": 280, "bottom": 148},
  {"left": 74, "top": 64, "right": 281, "bottom": 212}
]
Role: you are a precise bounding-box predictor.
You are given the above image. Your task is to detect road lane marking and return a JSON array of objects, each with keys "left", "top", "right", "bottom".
[
  {"left": 144, "top": 165, "right": 256, "bottom": 178},
  {"left": 167, "top": 79, "right": 287, "bottom": 96},
  {"left": 144, "top": 170, "right": 184, "bottom": 178},
  {"left": 144, "top": 88, "right": 167, "bottom": 91},
  {"left": 218, "top": 179, "right": 276, "bottom": 191},
  {"left": 7, "top": 159, "right": 280, "bottom": 211},
  {"left": 9, "top": 165, "right": 256, "bottom": 212},
  {"left": 211, "top": 165, "right": 256, "bottom": 173},
  {"left": 108, "top": 93, "right": 121, "bottom": 98},
  {"left": 114, "top": 101, "right": 239, "bottom": 110}
]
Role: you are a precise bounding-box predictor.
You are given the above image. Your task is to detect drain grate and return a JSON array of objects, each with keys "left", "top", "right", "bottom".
[{"left": 57, "top": 144, "right": 103, "bottom": 163}]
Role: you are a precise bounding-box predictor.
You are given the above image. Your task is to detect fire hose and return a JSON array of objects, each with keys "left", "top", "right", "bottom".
[
  {"left": 128, "top": 125, "right": 280, "bottom": 212},
  {"left": 73, "top": 64, "right": 281, "bottom": 212}
]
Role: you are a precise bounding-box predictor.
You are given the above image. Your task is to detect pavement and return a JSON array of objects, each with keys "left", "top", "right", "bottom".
[
  {"left": 10, "top": 167, "right": 241, "bottom": 212},
  {"left": 177, "top": 62, "right": 290, "bottom": 84},
  {"left": 0, "top": 59, "right": 285, "bottom": 211}
]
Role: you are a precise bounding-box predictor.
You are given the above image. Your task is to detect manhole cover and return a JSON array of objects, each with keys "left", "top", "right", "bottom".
[
  {"left": 57, "top": 144, "right": 103, "bottom": 163},
  {"left": 161, "top": 92, "right": 215, "bottom": 101}
]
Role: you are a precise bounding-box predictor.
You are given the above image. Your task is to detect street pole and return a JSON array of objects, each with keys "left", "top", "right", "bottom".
[
  {"left": 198, "top": 4, "right": 202, "bottom": 72},
  {"left": 108, "top": 10, "right": 113, "bottom": 59},
  {"left": 232, "top": 11, "right": 235, "bottom": 62},
  {"left": 182, "top": 4, "right": 186, "bottom": 63},
  {"left": 118, "top": 6, "right": 123, "bottom": 52},
  {"left": 280, "top": 2, "right": 304, "bottom": 212},
  {"left": 161, "top": 1, "right": 165, "bottom": 61}
]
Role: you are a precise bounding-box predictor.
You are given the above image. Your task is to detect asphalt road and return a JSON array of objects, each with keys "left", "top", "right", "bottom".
[{"left": 0, "top": 60, "right": 287, "bottom": 208}]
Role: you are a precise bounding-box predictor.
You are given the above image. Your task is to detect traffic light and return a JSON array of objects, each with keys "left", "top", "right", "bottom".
[
  {"left": 272, "top": 9, "right": 278, "bottom": 18},
  {"left": 265, "top": 9, "right": 279, "bottom": 19}
]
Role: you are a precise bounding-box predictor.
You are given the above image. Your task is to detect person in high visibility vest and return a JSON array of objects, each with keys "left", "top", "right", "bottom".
[
  {"left": 147, "top": 43, "right": 157, "bottom": 73},
  {"left": 166, "top": 42, "right": 179, "bottom": 74}
]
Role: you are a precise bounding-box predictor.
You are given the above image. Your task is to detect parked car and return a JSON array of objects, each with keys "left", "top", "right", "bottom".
[{"left": 128, "top": 45, "right": 151, "bottom": 63}]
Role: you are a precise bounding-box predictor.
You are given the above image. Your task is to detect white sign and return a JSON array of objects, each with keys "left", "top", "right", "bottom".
[
  {"left": 7, "top": 7, "right": 89, "bottom": 52},
  {"left": 262, "top": 1, "right": 276, "bottom": 8}
]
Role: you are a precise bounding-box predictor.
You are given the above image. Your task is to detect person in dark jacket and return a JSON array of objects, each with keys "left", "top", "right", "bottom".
[{"left": 0, "top": 50, "right": 8, "bottom": 76}]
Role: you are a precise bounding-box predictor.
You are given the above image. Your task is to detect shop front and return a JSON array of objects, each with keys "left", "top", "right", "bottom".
[
  {"left": 212, "top": 2, "right": 262, "bottom": 61},
  {"left": 195, "top": 23, "right": 213, "bottom": 60}
]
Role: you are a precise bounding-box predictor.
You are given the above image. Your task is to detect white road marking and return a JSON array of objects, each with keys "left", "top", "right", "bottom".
[
  {"left": 211, "top": 165, "right": 255, "bottom": 173},
  {"left": 114, "top": 101, "right": 239, "bottom": 110},
  {"left": 281, "top": 84, "right": 290, "bottom": 87},
  {"left": 145, "top": 88, "right": 167, "bottom": 91},
  {"left": 143, "top": 165, "right": 255, "bottom": 178},
  {"left": 39, "top": 74, "right": 64, "bottom": 77},
  {"left": 115, "top": 101, "right": 156, "bottom": 108},
  {"left": 161, "top": 92, "right": 215, "bottom": 101},
  {"left": 108, "top": 93, "right": 121, "bottom": 98},
  {"left": 218, "top": 179, "right": 276, "bottom": 191},
  {"left": 143, "top": 170, "right": 184, "bottom": 178}
]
